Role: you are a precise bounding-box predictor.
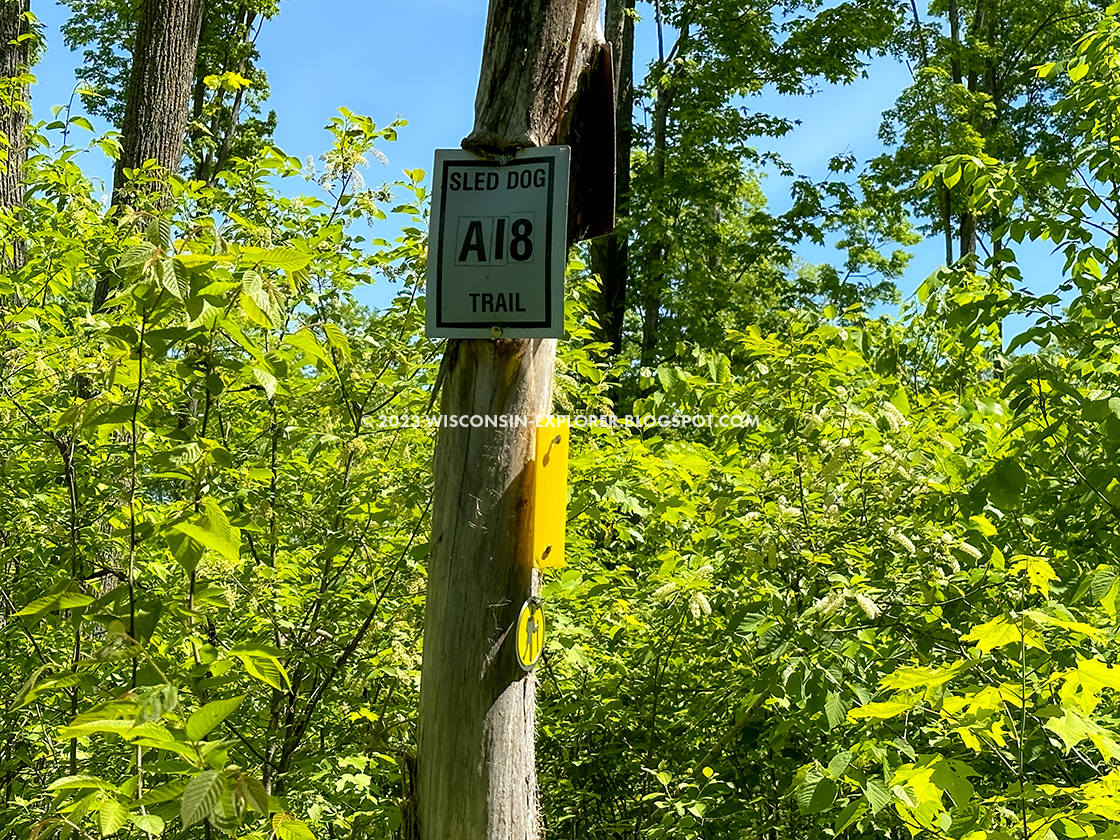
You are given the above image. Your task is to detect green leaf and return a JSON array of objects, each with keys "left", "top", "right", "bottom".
[
  {"left": 181, "top": 770, "right": 226, "bottom": 828},
  {"left": 961, "top": 616, "right": 1041, "bottom": 653},
  {"left": 284, "top": 329, "right": 333, "bottom": 369},
  {"left": 99, "top": 798, "right": 128, "bottom": 836},
  {"left": 135, "top": 778, "right": 189, "bottom": 807},
  {"left": 1046, "top": 708, "right": 1093, "bottom": 752},
  {"left": 60, "top": 721, "right": 174, "bottom": 743},
  {"left": 833, "top": 798, "right": 864, "bottom": 835},
  {"left": 824, "top": 692, "right": 847, "bottom": 729},
  {"left": 864, "top": 778, "right": 890, "bottom": 815},
  {"left": 186, "top": 696, "right": 244, "bottom": 742},
  {"left": 48, "top": 775, "right": 119, "bottom": 792},
  {"left": 118, "top": 242, "right": 157, "bottom": 270},
  {"left": 1023, "top": 610, "right": 1102, "bottom": 639},
  {"left": 238, "top": 773, "right": 270, "bottom": 815},
  {"left": 273, "top": 813, "right": 315, "bottom": 840},
  {"left": 797, "top": 769, "right": 837, "bottom": 815},
  {"left": 322, "top": 323, "right": 352, "bottom": 362},
  {"left": 166, "top": 529, "right": 204, "bottom": 573},
  {"left": 129, "top": 813, "right": 165, "bottom": 835},
  {"left": 173, "top": 498, "right": 240, "bottom": 563},
  {"left": 235, "top": 651, "right": 290, "bottom": 691},
  {"left": 848, "top": 697, "right": 918, "bottom": 721},
  {"left": 986, "top": 458, "right": 1027, "bottom": 509},
  {"left": 242, "top": 246, "right": 311, "bottom": 272},
  {"left": 253, "top": 366, "right": 278, "bottom": 399},
  {"left": 1011, "top": 555, "right": 1058, "bottom": 597},
  {"left": 881, "top": 662, "right": 968, "bottom": 691},
  {"left": 16, "top": 588, "right": 93, "bottom": 617},
  {"left": 827, "top": 750, "right": 852, "bottom": 778}
]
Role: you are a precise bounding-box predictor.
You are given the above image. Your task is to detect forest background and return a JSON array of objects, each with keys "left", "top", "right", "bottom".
[{"left": 4, "top": 0, "right": 1120, "bottom": 839}]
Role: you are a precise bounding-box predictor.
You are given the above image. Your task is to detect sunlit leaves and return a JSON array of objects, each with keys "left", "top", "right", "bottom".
[
  {"left": 172, "top": 497, "right": 241, "bottom": 564},
  {"left": 180, "top": 770, "right": 226, "bottom": 828},
  {"left": 14, "top": 586, "right": 94, "bottom": 617},
  {"left": 185, "top": 696, "right": 244, "bottom": 742}
]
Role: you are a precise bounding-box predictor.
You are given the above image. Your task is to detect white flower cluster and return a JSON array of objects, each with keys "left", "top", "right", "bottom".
[
  {"left": 652, "top": 582, "right": 676, "bottom": 600},
  {"left": 688, "top": 592, "right": 712, "bottom": 618},
  {"left": 958, "top": 542, "right": 983, "bottom": 560},
  {"left": 881, "top": 402, "right": 909, "bottom": 433},
  {"left": 815, "top": 590, "right": 845, "bottom": 617},
  {"left": 855, "top": 592, "right": 881, "bottom": 619},
  {"left": 890, "top": 530, "right": 917, "bottom": 555}
]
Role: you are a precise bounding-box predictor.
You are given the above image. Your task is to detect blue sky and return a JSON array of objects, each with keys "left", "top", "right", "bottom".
[{"left": 25, "top": 0, "right": 1064, "bottom": 327}]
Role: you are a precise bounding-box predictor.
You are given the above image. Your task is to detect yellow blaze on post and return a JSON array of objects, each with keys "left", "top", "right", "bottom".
[{"left": 532, "top": 417, "right": 569, "bottom": 569}]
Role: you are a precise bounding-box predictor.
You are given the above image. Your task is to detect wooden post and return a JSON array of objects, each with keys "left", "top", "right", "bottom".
[{"left": 416, "top": 2, "right": 605, "bottom": 839}]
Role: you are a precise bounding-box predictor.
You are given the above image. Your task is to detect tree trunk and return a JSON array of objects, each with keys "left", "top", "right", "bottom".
[
  {"left": 92, "top": 0, "right": 204, "bottom": 310},
  {"left": 639, "top": 59, "right": 681, "bottom": 374},
  {"left": 417, "top": 3, "right": 604, "bottom": 840},
  {"left": 112, "top": 0, "right": 205, "bottom": 196},
  {"left": 0, "top": 0, "right": 30, "bottom": 271},
  {"left": 590, "top": 0, "right": 634, "bottom": 360}
]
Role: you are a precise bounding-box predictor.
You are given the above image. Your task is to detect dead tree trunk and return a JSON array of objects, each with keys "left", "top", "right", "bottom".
[
  {"left": 417, "top": 2, "right": 605, "bottom": 839},
  {"left": 590, "top": 0, "right": 633, "bottom": 360},
  {"left": 0, "top": 0, "right": 30, "bottom": 271},
  {"left": 93, "top": 0, "right": 205, "bottom": 309}
]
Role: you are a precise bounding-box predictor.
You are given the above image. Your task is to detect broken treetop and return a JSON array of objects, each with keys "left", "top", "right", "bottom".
[{"left": 425, "top": 147, "right": 570, "bottom": 339}]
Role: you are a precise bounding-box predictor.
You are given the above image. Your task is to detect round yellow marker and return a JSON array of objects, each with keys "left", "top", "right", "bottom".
[{"left": 516, "top": 599, "right": 545, "bottom": 671}]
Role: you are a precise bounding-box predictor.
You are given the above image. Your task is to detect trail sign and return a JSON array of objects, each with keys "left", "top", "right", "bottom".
[
  {"left": 515, "top": 599, "right": 545, "bottom": 671},
  {"left": 426, "top": 147, "right": 570, "bottom": 338}
]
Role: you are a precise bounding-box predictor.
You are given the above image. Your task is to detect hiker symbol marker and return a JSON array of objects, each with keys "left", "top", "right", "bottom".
[{"left": 516, "top": 599, "right": 545, "bottom": 671}]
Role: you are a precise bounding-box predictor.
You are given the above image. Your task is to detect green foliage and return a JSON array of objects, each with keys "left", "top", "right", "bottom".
[
  {"left": 0, "top": 107, "right": 432, "bottom": 837},
  {"left": 59, "top": 0, "right": 281, "bottom": 180},
  {"left": 9, "top": 4, "right": 1120, "bottom": 840}
]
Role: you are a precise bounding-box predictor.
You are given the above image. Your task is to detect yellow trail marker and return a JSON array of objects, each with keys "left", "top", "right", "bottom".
[
  {"left": 516, "top": 599, "right": 545, "bottom": 671},
  {"left": 532, "top": 418, "right": 569, "bottom": 569}
]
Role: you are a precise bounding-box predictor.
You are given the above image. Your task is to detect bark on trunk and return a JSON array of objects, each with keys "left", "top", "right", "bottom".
[
  {"left": 639, "top": 61, "right": 680, "bottom": 373},
  {"left": 0, "top": 0, "right": 30, "bottom": 271},
  {"left": 112, "top": 0, "right": 205, "bottom": 197},
  {"left": 590, "top": 0, "right": 633, "bottom": 359},
  {"left": 418, "top": 339, "right": 553, "bottom": 840},
  {"left": 418, "top": 3, "right": 604, "bottom": 839},
  {"left": 112, "top": 0, "right": 204, "bottom": 197},
  {"left": 93, "top": 0, "right": 204, "bottom": 310}
]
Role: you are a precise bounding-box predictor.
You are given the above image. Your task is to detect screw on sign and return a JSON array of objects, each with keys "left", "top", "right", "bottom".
[{"left": 516, "top": 599, "right": 545, "bottom": 671}]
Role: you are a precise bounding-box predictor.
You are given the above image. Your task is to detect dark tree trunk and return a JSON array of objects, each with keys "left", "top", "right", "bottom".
[
  {"left": 590, "top": 0, "right": 633, "bottom": 360},
  {"left": 93, "top": 0, "right": 205, "bottom": 309},
  {"left": 639, "top": 51, "right": 681, "bottom": 373},
  {"left": 417, "top": 2, "right": 604, "bottom": 839},
  {"left": 112, "top": 0, "right": 205, "bottom": 196},
  {"left": 0, "top": 0, "right": 30, "bottom": 271}
]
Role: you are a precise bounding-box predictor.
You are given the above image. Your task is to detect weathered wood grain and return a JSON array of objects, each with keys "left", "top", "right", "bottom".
[{"left": 417, "top": 2, "right": 606, "bottom": 838}]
